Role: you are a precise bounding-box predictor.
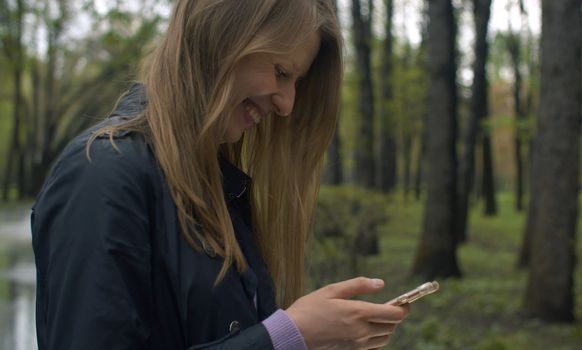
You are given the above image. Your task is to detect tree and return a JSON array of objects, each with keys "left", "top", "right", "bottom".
[
  {"left": 480, "top": 120, "right": 497, "bottom": 215},
  {"left": 395, "top": 40, "right": 426, "bottom": 199},
  {"left": 510, "top": 0, "right": 537, "bottom": 214},
  {"left": 351, "top": 0, "right": 375, "bottom": 188},
  {"left": 412, "top": 0, "right": 461, "bottom": 279},
  {"left": 0, "top": 0, "right": 163, "bottom": 200},
  {"left": 32, "top": 0, "right": 72, "bottom": 195},
  {"left": 479, "top": 0, "right": 498, "bottom": 217},
  {"left": 457, "top": 0, "right": 492, "bottom": 243},
  {"left": 324, "top": 0, "right": 343, "bottom": 185},
  {"left": 494, "top": 1, "right": 541, "bottom": 268},
  {"left": 376, "top": 0, "right": 396, "bottom": 192},
  {"left": 510, "top": 0, "right": 535, "bottom": 268},
  {"left": 523, "top": 0, "right": 581, "bottom": 322},
  {"left": 414, "top": 1, "right": 430, "bottom": 201},
  {"left": 399, "top": 41, "right": 414, "bottom": 197},
  {"left": 0, "top": 0, "right": 26, "bottom": 201}
]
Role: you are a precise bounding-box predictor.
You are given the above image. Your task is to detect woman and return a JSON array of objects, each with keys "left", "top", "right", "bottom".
[{"left": 31, "top": 0, "right": 409, "bottom": 349}]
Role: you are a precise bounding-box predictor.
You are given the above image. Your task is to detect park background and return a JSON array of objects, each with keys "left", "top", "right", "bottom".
[{"left": 0, "top": 0, "right": 581, "bottom": 349}]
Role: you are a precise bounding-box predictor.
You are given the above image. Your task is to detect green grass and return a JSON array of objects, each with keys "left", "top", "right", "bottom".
[{"left": 312, "top": 191, "right": 582, "bottom": 349}]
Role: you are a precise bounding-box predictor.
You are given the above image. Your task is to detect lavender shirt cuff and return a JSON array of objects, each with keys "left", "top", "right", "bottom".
[{"left": 262, "top": 309, "right": 308, "bottom": 350}]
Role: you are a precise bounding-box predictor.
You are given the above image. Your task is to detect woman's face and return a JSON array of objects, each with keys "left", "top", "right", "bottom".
[{"left": 223, "top": 32, "right": 321, "bottom": 143}]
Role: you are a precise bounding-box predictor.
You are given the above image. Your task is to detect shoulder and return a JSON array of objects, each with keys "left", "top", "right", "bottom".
[
  {"left": 66, "top": 117, "right": 153, "bottom": 172},
  {"left": 37, "top": 117, "right": 159, "bottom": 208},
  {"left": 78, "top": 117, "right": 152, "bottom": 169},
  {"left": 31, "top": 117, "right": 161, "bottom": 259}
]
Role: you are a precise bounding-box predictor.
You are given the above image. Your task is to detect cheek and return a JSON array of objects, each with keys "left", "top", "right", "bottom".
[{"left": 236, "top": 72, "right": 276, "bottom": 97}]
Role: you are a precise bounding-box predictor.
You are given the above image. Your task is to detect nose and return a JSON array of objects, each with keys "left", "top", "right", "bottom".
[{"left": 272, "top": 84, "right": 295, "bottom": 117}]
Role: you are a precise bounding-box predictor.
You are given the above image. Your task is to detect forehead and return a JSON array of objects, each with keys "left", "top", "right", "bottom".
[
  {"left": 235, "top": 32, "right": 321, "bottom": 76},
  {"left": 279, "top": 32, "right": 321, "bottom": 76}
]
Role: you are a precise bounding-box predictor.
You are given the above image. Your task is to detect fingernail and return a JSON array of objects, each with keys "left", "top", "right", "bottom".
[{"left": 372, "top": 278, "right": 384, "bottom": 288}]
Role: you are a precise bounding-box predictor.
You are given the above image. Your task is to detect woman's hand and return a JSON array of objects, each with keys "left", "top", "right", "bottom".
[{"left": 286, "top": 277, "right": 409, "bottom": 350}]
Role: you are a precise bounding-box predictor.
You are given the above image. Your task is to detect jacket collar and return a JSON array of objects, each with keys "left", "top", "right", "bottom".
[
  {"left": 219, "top": 156, "right": 251, "bottom": 201},
  {"left": 111, "top": 83, "right": 148, "bottom": 118}
]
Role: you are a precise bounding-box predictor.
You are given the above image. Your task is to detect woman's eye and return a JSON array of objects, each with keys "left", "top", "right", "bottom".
[{"left": 275, "top": 65, "right": 287, "bottom": 79}]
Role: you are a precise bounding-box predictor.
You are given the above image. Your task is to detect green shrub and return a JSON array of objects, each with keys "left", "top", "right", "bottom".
[{"left": 307, "top": 185, "right": 390, "bottom": 287}]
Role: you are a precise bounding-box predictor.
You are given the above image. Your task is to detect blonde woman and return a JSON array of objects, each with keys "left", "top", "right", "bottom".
[{"left": 31, "top": 0, "right": 409, "bottom": 349}]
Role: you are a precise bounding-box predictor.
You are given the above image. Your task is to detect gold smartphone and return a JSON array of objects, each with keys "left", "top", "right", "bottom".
[{"left": 386, "top": 281, "right": 439, "bottom": 306}]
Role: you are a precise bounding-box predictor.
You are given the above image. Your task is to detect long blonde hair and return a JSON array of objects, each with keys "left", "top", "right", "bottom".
[{"left": 92, "top": 0, "right": 342, "bottom": 307}]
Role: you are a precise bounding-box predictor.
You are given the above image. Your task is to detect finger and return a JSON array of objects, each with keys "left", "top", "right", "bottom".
[
  {"left": 346, "top": 300, "right": 409, "bottom": 324},
  {"left": 367, "top": 321, "right": 397, "bottom": 337},
  {"left": 366, "top": 334, "right": 391, "bottom": 349},
  {"left": 320, "top": 277, "right": 384, "bottom": 299}
]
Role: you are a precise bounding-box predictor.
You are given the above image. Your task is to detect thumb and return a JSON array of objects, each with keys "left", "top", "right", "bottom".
[{"left": 321, "top": 277, "right": 385, "bottom": 300}]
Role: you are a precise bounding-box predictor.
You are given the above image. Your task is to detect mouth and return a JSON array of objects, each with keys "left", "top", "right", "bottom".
[{"left": 243, "top": 99, "right": 263, "bottom": 125}]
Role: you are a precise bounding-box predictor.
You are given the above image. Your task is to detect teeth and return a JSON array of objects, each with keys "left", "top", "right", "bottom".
[{"left": 244, "top": 102, "right": 262, "bottom": 124}]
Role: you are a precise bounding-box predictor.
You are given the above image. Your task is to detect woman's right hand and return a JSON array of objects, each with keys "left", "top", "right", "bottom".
[{"left": 286, "top": 277, "right": 409, "bottom": 350}]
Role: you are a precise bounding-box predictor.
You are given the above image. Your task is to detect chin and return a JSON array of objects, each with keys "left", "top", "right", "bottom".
[{"left": 222, "top": 130, "right": 244, "bottom": 144}]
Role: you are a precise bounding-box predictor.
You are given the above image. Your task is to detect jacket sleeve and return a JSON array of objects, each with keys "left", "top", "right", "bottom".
[
  {"left": 189, "top": 310, "right": 306, "bottom": 350},
  {"left": 187, "top": 323, "right": 274, "bottom": 350},
  {"left": 32, "top": 136, "right": 155, "bottom": 350}
]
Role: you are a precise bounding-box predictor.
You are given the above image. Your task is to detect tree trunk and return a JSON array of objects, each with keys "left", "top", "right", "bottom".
[
  {"left": 457, "top": 0, "right": 492, "bottom": 243},
  {"left": 412, "top": 0, "right": 461, "bottom": 279},
  {"left": 32, "top": 0, "right": 66, "bottom": 194},
  {"left": 325, "top": 130, "right": 344, "bottom": 185},
  {"left": 324, "top": 0, "right": 343, "bottom": 185},
  {"left": 507, "top": 31, "right": 526, "bottom": 212},
  {"left": 523, "top": 0, "right": 581, "bottom": 323},
  {"left": 414, "top": 118, "right": 427, "bottom": 201},
  {"left": 513, "top": 0, "right": 536, "bottom": 213},
  {"left": 516, "top": 3, "right": 538, "bottom": 268},
  {"left": 481, "top": 133, "right": 496, "bottom": 215},
  {"left": 1, "top": 0, "right": 24, "bottom": 201},
  {"left": 478, "top": 0, "right": 497, "bottom": 216},
  {"left": 377, "top": 0, "right": 396, "bottom": 192},
  {"left": 28, "top": 55, "right": 42, "bottom": 198},
  {"left": 352, "top": 0, "right": 375, "bottom": 188},
  {"left": 402, "top": 134, "right": 412, "bottom": 197},
  {"left": 414, "top": 4, "right": 429, "bottom": 202},
  {"left": 517, "top": 171, "right": 536, "bottom": 268}
]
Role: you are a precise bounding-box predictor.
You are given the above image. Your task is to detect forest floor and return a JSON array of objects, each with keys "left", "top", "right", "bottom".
[{"left": 336, "top": 191, "right": 582, "bottom": 350}]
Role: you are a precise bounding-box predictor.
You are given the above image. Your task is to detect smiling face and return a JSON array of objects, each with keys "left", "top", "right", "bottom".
[{"left": 223, "top": 32, "right": 321, "bottom": 143}]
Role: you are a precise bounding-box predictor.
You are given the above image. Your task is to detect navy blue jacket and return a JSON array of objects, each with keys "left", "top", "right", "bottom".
[{"left": 31, "top": 86, "right": 277, "bottom": 349}]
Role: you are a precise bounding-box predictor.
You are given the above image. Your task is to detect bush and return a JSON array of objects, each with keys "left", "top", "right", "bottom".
[{"left": 307, "top": 185, "right": 390, "bottom": 288}]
